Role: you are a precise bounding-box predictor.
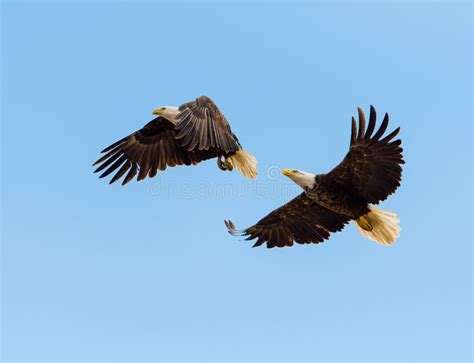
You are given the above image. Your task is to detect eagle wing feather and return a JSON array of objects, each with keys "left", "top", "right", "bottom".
[
  {"left": 93, "top": 117, "right": 216, "bottom": 185},
  {"left": 174, "top": 96, "right": 241, "bottom": 154},
  {"left": 326, "top": 106, "right": 404, "bottom": 204},
  {"left": 225, "top": 193, "right": 350, "bottom": 248}
]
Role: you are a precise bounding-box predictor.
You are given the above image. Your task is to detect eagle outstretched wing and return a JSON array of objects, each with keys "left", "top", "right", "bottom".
[
  {"left": 225, "top": 193, "right": 350, "bottom": 248},
  {"left": 326, "top": 106, "right": 404, "bottom": 204},
  {"left": 175, "top": 96, "right": 241, "bottom": 153},
  {"left": 93, "top": 117, "right": 216, "bottom": 185}
]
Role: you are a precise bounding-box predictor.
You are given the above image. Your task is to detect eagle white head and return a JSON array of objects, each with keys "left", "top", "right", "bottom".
[
  {"left": 152, "top": 106, "right": 180, "bottom": 124},
  {"left": 282, "top": 169, "right": 316, "bottom": 189}
]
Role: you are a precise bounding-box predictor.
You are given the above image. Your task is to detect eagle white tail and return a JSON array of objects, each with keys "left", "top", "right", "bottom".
[
  {"left": 354, "top": 206, "right": 400, "bottom": 245},
  {"left": 226, "top": 148, "right": 258, "bottom": 179}
]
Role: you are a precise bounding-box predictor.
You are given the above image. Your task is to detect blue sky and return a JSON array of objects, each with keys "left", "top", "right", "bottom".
[{"left": 1, "top": 1, "right": 472, "bottom": 361}]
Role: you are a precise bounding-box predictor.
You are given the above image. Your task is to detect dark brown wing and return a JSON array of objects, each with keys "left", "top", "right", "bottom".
[
  {"left": 225, "top": 193, "right": 350, "bottom": 249},
  {"left": 325, "top": 106, "right": 404, "bottom": 204},
  {"left": 93, "top": 117, "right": 216, "bottom": 185},
  {"left": 174, "top": 96, "right": 241, "bottom": 153}
]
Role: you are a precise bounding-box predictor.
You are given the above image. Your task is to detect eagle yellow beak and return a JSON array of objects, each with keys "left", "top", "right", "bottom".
[
  {"left": 152, "top": 108, "right": 163, "bottom": 115},
  {"left": 282, "top": 169, "right": 293, "bottom": 177}
]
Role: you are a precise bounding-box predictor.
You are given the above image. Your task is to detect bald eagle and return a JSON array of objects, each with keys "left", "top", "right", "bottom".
[
  {"left": 225, "top": 106, "right": 404, "bottom": 248},
  {"left": 93, "top": 96, "right": 257, "bottom": 185}
]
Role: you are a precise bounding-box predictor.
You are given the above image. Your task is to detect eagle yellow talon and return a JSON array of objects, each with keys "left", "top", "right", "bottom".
[
  {"left": 217, "top": 157, "right": 227, "bottom": 171},
  {"left": 224, "top": 159, "right": 234, "bottom": 171},
  {"left": 356, "top": 215, "right": 373, "bottom": 231}
]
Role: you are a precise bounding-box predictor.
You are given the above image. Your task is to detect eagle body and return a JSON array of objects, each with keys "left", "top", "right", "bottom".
[
  {"left": 306, "top": 174, "right": 370, "bottom": 219},
  {"left": 226, "top": 106, "right": 404, "bottom": 248}
]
